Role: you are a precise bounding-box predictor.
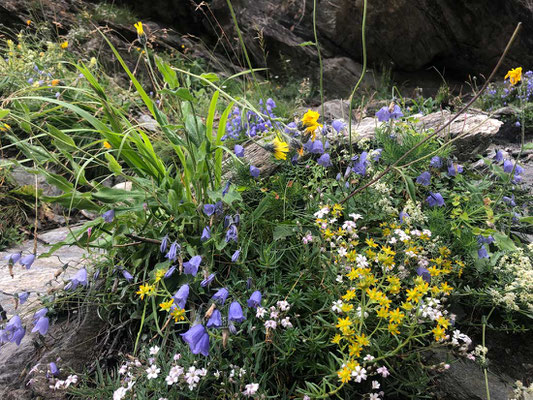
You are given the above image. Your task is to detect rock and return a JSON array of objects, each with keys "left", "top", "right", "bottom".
[
  {"left": 9, "top": 166, "right": 62, "bottom": 198},
  {"left": 0, "top": 225, "right": 87, "bottom": 316},
  {"left": 430, "top": 350, "right": 515, "bottom": 400},
  {"left": 416, "top": 110, "right": 503, "bottom": 160},
  {"left": 323, "top": 57, "right": 374, "bottom": 97}
]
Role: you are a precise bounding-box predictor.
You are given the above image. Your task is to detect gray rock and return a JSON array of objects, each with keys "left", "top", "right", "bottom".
[
  {"left": 9, "top": 166, "right": 62, "bottom": 198},
  {"left": 323, "top": 57, "right": 374, "bottom": 98}
]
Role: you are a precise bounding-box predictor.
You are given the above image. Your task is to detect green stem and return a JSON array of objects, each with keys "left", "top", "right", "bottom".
[
  {"left": 134, "top": 299, "right": 148, "bottom": 354},
  {"left": 312, "top": 0, "right": 325, "bottom": 123},
  {"left": 347, "top": 0, "right": 368, "bottom": 159},
  {"left": 482, "top": 307, "right": 495, "bottom": 400}
]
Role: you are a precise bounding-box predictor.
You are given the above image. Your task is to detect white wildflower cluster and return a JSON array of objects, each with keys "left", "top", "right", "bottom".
[
  {"left": 474, "top": 345, "right": 488, "bottom": 364},
  {"left": 113, "top": 381, "right": 135, "bottom": 400},
  {"left": 242, "top": 382, "right": 259, "bottom": 397},
  {"left": 183, "top": 366, "right": 208, "bottom": 390},
  {"left": 418, "top": 297, "right": 445, "bottom": 321},
  {"left": 510, "top": 380, "right": 533, "bottom": 400},
  {"left": 257, "top": 300, "right": 294, "bottom": 331},
  {"left": 229, "top": 364, "right": 247, "bottom": 382},
  {"left": 489, "top": 248, "right": 533, "bottom": 312},
  {"left": 402, "top": 199, "right": 428, "bottom": 224},
  {"left": 50, "top": 374, "right": 78, "bottom": 390}
]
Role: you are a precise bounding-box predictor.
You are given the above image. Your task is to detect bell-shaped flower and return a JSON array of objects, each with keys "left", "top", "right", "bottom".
[
  {"left": 183, "top": 255, "right": 202, "bottom": 276},
  {"left": 206, "top": 309, "right": 222, "bottom": 329},
  {"left": 317, "top": 153, "right": 332, "bottom": 167},
  {"left": 212, "top": 288, "right": 229, "bottom": 305},
  {"left": 68, "top": 268, "right": 88, "bottom": 290},
  {"left": 102, "top": 209, "right": 115, "bottom": 223},
  {"left": 250, "top": 165, "right": 260, "bottom": 178},
  {"left": 331, "top": 120, "right": 346, "bottom": 133},
  {"left": 231, "top": 249, "right": 240, "bottom": 262},
  {"left": 228, "top": 301, "right": 246, "bottom": 323},
  {"left": 160, "top": 235, "right": 169, "bottom": 253},
  {"left": 201, "top": 226, "right": 211, "bottom": 242},
  {"left": 201, "top": 273, "right": 216, "bottom": 288},
  {"left": 165, "top": 242, "right": 180, "bottom": 261},
  {"left": 18, "top": 292, "right": 30, "bottom": 304},
  {"left": 416, "top": 171, "right": 431, "bottom": 186},
  {"left": 234, "top": 144, "right": 244, "bottom": 157},
  {"left": 225, "top": 225, "right": 238, "bottom": 243},
  {"left": 164, "top": 266, "right": 176, "bottom": 278},
  {"left": 203, "top": 204, "right": 215, "bottom": 216},
  {"left": 247, "top": 291, "right": 262, "bottom": 308},
  {"left": 20, "top": 254, "right": 36, "bottom": 269},
  {"left": 180, "top": 324, "right": 209, "bottom": 356},
  {"left": 429, "top": 156, "right": 442, "bottom": 168},
  {"left": 32, "top": 316, "right": 49, "bottom": 336},
  {"left": 49, "top": 362, "right": 59, "bottom": 377},
  {"left": 173, "top": 284, "right": 190, "bottom": 309},
  {"left": 122, "top": 269, "right": 134, "bottom": 282},
  {"left": 416, "top": 267, "right": 431, "bottom": 283},
  {"left": 4, "top": 252, "right": 21, "bottom": 265},
  {"left": 426, "top": 192, "right": 445, "bottom": 207}
]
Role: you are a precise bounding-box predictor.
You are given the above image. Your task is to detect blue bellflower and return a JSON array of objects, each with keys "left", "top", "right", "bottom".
[
  {"left": 19, "top": 254, "right": 36, "bottom": 269},
  {"left": 183, "top": 256, "right": 202, "bottom": 276},
  {"left": 165, "top": 242, "right": 180, "bottom": 261},
  {"left": 429, "top": 156, "right": 442, "bottom": 168},
  {"left": 102, "top": 209, "right": 115, "bottom": 223},
  {"left": 4, "top": 252, "right": 21, "bottom": 265},
  {"left": 181, "top": 324, "right": 209, "bottom": 356},
  {"left": 317, "top": 153, "right": 332, "bottom": 167},
  {"left": 426, "top": 192, "right": 445, "bottom": 207},
  {"left": 231, "top": 249, "right": 240, "bottom": 262},
  {"left": 416, "top": 267, "right": 431, "bottom": 283},
  {"left": 207, "top": 309, "right": 222, "bottom": 329},
  {"left": 225, "top": 225, "right": 238, "bottom": 243},
  {"left": 228, "top": 301, "right": 246, "bottom": 323},
  {"left": 250, "top": 165, "right": 260, "bottom": 178},
  {"left": 201, "top": 226, "right": 211, "bottom": 242},
  {"left": 201, "top": 273, "right": 216, "bottom": 288},
  {"left": 247, "top": 291, "right": 262, "bottom": 308},
  {"left": 234, "top": 145, "right": 244, "bottom": 157},
  {"left": 416, "top": 171, "right": 431, "bottom": 186},
  {"left": 331, "top": 120, "right": 346, "bottom": 133},
  {"left": 160, "top": 235, "right": 169, "bottom": 253},
  {"left": 212, "top": 288, "right": 229, "bottom": 305},
  {"left": 173, "top": 284, "right": 190, "bottom": 308}
]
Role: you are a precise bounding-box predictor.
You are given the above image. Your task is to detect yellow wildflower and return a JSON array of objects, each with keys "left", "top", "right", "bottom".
[
  {"left": 376, "top": 307, "right": 389, "bottom": 318},
  {"left": 432, "top": 325, "right": 446, "bottom": 341},
  {"left": 338, "top": 367, "right": 351, "bottom": 383},
  {"left": 103, "top": 141, "right": 112, "bottom": 149},
  {"left": 155, "top": 269, "right": 166, "bottom": 282},
  {"left": 341, "top": 303, "right": 354, "bottom": 313},
  {"left": 60, "top": 41, "right": 68, "bottom": 49},
  {"left": 171, "top": 307, "right": 186, "bottom": 322},
  {"left": 356, "top": 333, "right": 370, "bottom": 347},
  {"left": 342, "top": 289, "right": 356, "bottom": 301},
  {"left": 134, "top": 21, "right": 144, "bottom": 36},
  {"left": 388, "top": 323, "right": 400, "bottom": 336},
  {"left": 26, "top": 20, "right": 32, "bottom": 26},
  {"left": 331, "top": 334, "right": 342, "bottom": 344},
  {"left": 436, "top": 316, "right": 450, "bottom": 329},
  {"left": 347, "top": 268, "right": 358, "bottom": 281},
  {"left": 159, "top": 298, "right": 174, "bottom": 311},
  {"left": 51, "top": 79, "right": 60, "bottom": 86},
  {"left": 505, "top": 67, "right": 522, "bottom": 85},
  {"left": 349, "top": 342, "right": 362, "bottom": 357},
  {"left": 336, "top": 317, "right": 352, "bottom": 330},
  {"left": 440, "top": 282, "right": 453, "bottom": 295},
  {"left": 301, "top": 109, "right": 322, "bottom": 139},
  {"left": 388, "top": 308, "right": 405, "bottom": 324},
  {"left": 136, "top": 284, "right": 155, "bottom": 300},
  {"left": 272, "top": 137, "right": 289, "bottom": 160},
  {"left": 365, "top": 238, "right": 378, "bottom": 248}
]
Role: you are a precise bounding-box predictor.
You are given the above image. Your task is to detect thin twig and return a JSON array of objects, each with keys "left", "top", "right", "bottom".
[
  {"left": 124, "top": 233, "right": 161, "bottom": 245},
  {"left": 341, "top": 22, "right": 522, "bottom": 204}
]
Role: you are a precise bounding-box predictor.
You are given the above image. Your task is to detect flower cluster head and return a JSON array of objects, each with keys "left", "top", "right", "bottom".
[
  {"left": 0, "top": 315, "right": 26, "bottom": 345},
  {"left": 224, "top": 99, "right": 279, "bottom": 140},
  {"left": 505, "top": 67, "right": 522, "bottom": 85},
  {"left": 301, "top": 109, "right": 322, "bottom": 139},
  {"left": 318, "top": 207, "right": 460, "bottom": 390},
  {"left": 376, "top": 103, "right": 403, "bottom": 122},
  {"left": 271, "top": 137, "right": 289, "bottom": 160}
]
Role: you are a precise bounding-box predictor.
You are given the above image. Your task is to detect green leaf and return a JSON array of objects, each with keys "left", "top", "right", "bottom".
[
  {"left": 105, "top": 153, "right": 122, "bottom": 175},
  {"left": 493, "top": 232, "right": 517, "bottom": 251},
  {"left": 160, "top": 88, "right": 195, "bottom": 102},
  {"left": 0, "top": 109, "right": 9, "bottom": 119},
  {"left": 299, "top": 41, "right": 316, "bottom": 47},
  {"left": 200, "top": 72, "right": 219, "bottom": 83},
  {"left": 273, "top": 225, "right": 293, "bottom": 241}
]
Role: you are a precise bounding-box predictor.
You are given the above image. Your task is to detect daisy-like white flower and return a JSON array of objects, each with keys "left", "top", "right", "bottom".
[
  {"left": 264, "top": 320, "right": 277, "bottom": 329},
  {"left": 243, "top": 383, "right": 259, "bottom": 396},
  {"left": 146, "top": 365, "right": 161, "bottom": 379},
  {"left": 372, "top": 380, "right": 380, "bottom": 389},
  {"left": 351, "top": 365, "right": 367, "bottom": 383},
  {"left": 369, "top": 394, "right": 381, "bottom": 400},
  {"left": 149, "top": 346, "right": 160, "bottom": 355},
  {"left": 256, "top": 307, "right": 267, "bottom": 318},
  {"left": 281, "top": 317, "right": 293, "bottom": 328},
  {"left": 277, "top": 300, "right": 290, "bottom": 311},
  {"left": 377, "top": 366, "right": 390, "bottom": 377}
]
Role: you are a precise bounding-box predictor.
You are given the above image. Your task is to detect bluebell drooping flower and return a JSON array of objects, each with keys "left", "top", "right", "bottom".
[
  {"left": 181, "top": 324, "right": 209, "bottom": 356},
  {"left": 49, "top": 362, "right": 59, "bottom": 377},
  {"left": 4, "top": 252, "right": 21, "bottom": 265},
  {"left": 372, "top": 149, "right": 383, "bottom": 162},
  {"left": 233, "top": 214, "right": 240, "bottom": 226},
  {"left": 19, "top": 254, "right": 36, "bottom": 269},
  {"left": 336, "top": 173, "right": 342, "bottom": 181},
  {"left": 352, "top": 152, "right": 369, "bottom": 176},
  {"left": 494, "top": 150, "right": 504, "bottom": 163},
  {"left": 207, "top": 309, "right": 222, "bottom": 329},
  {"left": 224, "top": 215, "right": 233, "bottom": 228},
  {"left": 231, "top": 249, "right": 240, "bottom": 262},
  {"left": 247, "top": 291, "right": 262, "bottom": 308},
  {"left": 201, "top": 226, "right": 211, "bottom": 242},
  {"left": 228, "top": 301, "right": 246, "bottom": 323},
  {"left": 203, "top": 204, "right": 215, "bottom": 216},
  {"left": 447, "top": 161, "right": 464, "bottom": 176},
  {"left": 306, "top": 139, "right": 324, "bottom": 154},
  {"left": 32, "top": 316, "right": 49, "bottom": 336},
  {"left": 164, "top": 266, "right": 176, "bottom": 278},
  {"left": 503, "top": 195, "right": 516, "bottom": 206},
  {"left": 0, "top": 315, "right": 25, "bottom": 346},
  {"left": 173, "top": 284, "right": 190, "bottom": 308},
  {"left": 27, "top": 78, "right": 34, "bottom": 84},
  {"left": 476, "top": 235, "right": 494, "bottom": 245},
  {"left": 426, "top": 192, "right": 445, "bottom": 207},
  {"left": 165, "top": 242, "right": 180, "bottom": 261},
  {"left": 416, "top": 171, "right": 431, "bottom": 186},
  {"left": 214, "top": 201, "right": 223, "bottom": 215},
  {"left": 477, "top": 245, "right": 489, "bottom": 259},
  {"left": 160, "top": 235, "right": 169, "bottom": 253},
  {"left": 225, "top": 224, "right": 238, "bottom": 243},
  {"left": 102, "top": 209, "right": 115, "bottom": 223},
  {"left": 250, "top": 165, "right": 260, "bottom": 178},
  {"left": 512, "top": 212, "right": 520, "bottom": 224},
  {"left": 212, "top": 288, "right": 229, "bottom": 305},
  {"left": 18, "top": 292, "right": 29, "bottom": 304},
  {"left": 222, "top": 180, "right": 231, "bottom": 197},
  {"left": 429, "top": 156, "right": 442, "bottom": 168},
  {"left": 285, "top": 121, "right": 298, "bottom": 136},
  {"left": 317, "top": 153, "right": 332, "bottom": 167},
  {"left": 122, "top": 269, "right": 134, "bottom": 282},
  {"left": 399, "top": 211, "right": 409, "bottom": 224},
  {"left": 376, "top": 104, "right": 403, "bottom": 122},
  {"left": 201, "top": 273, "right": 216, "bottom": 288},
  {"left": 246, "top": 277, "right": 253, "bottom": 289},
  {"left": 234, "top": 144, "right": 244, "bottom": 157},
  {"left": 416, "top": 267, "right": 431, "bottom": 283},
  {"left": 67, "top": 268, "right": 88, "bottom": 290},
  {"left": 183, "top": 255, "right": 202, "bottom": 276},
  {"left": 332, "top": 120, "right": 346, "bottom": 133}
]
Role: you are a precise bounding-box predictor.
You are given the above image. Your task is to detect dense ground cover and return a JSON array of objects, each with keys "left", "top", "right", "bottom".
[{"left": 0, "top": 10, "right": 532, "bottom": 400}]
